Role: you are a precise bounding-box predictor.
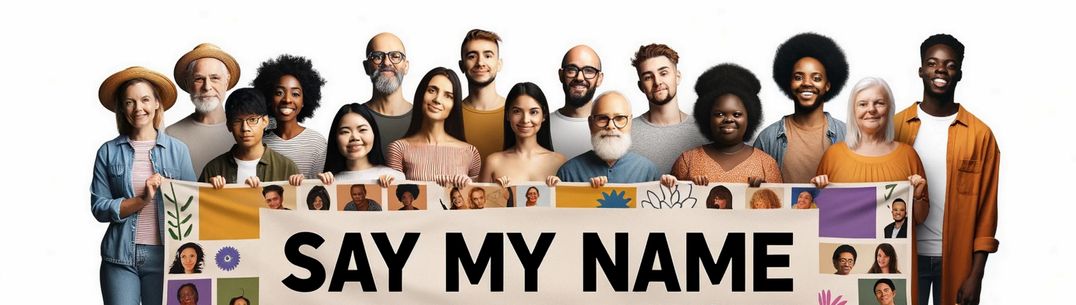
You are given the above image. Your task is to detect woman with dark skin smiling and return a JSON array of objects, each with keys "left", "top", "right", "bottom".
[
  {"left": 661, "top": 64, "right": 782, "bottom": 188},
  {"left": 253, "top": 54, "right": 328, "bottom": 179}
]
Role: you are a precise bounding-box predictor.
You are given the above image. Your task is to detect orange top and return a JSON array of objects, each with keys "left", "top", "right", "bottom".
[
  {"left": 671, "top": 146, "right": 783, "bottom": 184},
  {"left": 815, "top": 142, "right": 926, "bottom": 183},
  {"left": 894, "top": 103, "right": 999, "bottom": 305}
]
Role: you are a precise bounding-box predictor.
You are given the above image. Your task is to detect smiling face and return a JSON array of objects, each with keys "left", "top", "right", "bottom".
[
  {"left": 461, "top": 39, "right": 501, "bottom": 87},
  {"left": 874, "top": 282, "right": 895, "bottom": 305},
  {"left": 525, "top": 187, "right": 539, "bottom": 206},
  {"left": 178, "top": 285, "right": 198, "bottom": 305},
  {"left": 795, "top": 191, "right": 814, "bottom": 209},
  {"left": 508, "top": 95, "right": 544, "bottom": 139},
  {"left": 636, "top": 56, "right": 680, "bottom": 105},
  {"left": 891, "top": 200, "right": 907, "bottom": 222},
  {"left": 919, "top": 44, "right": 962, "bottom": 97},
  {"left": 122, "top": 82, "right": 160, "bottom": 131},
  {"left": 264, "top": 190, "right": 283, "bottom": 209},
  {"left": 876, "top": 248, "right": 891, "bottom": 271},
  {"left": 559, "top": 46, "right": 603, "bottom": 107},
  {"left": 422, "top": 75, "right": 455, "bottom": 121},
  {"left": 336, "top": 112, "right": 375, "bottom": 162},
  {"left": 312, "top": 196, "right": 324, "bottom": 210},
  {"left": 451, "top": 189, "right": 464, "bottom": 208},
  {"left": 853, "top": 86, "right": 890, "bottom": 138},
  {"left": 180, "top": 247, "right": 198, "bottom": 273},
  {"left": 271, "top": 74, "right": 304, "bottom": 123},
  {"left": 790, "top": 57, "right": 830, "bottom": 110},
  {"left": 710, "top": 94, "right": 748, "bottom": 145},
  {"left": 365, "top": 33, "right": 409, "bottom": 95}
]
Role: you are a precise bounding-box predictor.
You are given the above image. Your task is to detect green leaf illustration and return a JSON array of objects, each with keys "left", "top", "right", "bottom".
[
  {"left": 163, "top": 193, "right": 175, "bottom": 203},
  {"left": 181, "top": 196, "right": 192, "bottom": 211},
  {"left": 167, "top": 211, "right": 176, "bottom": 219},
  {"left": 167, "top": 220, "right": 176, "bottom": 227},
  {"left": 181, "top": 214, "right": 192, "bottom": 224},
  {"left": 168, "top": 228, "right": 179, "bottom": 240},
  {"left": 183, "top": 224, "right": 193, "bottom": 238}
]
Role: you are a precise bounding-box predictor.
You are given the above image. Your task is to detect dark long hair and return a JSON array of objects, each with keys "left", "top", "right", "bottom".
[
  {"left": 306, "top": 186, "right": 330, "bottom": 210},
  {"left": 868, "top": 243, "right": 901, "bottom": 274},
  {"left": 404, "top": 67, "right": 465, "bottom": 141},
  {"left": 323, "top": 103, "right": 387, "bottom": 173},
  {"left": 502, "top": 82, "right": 554, "bottom": 151},
  {"left": 168, "top": 242, "right": 204, "bottom": 274}
]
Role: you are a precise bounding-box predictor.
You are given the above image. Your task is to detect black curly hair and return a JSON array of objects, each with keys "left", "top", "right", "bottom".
[
  {"left": 920, "top": 34, "right": 964, "bottom": 63},
  {"left": 225, "top": 87, "right": 268, "bottom": 122},
  {"left": 168, "top": 242, "right": 204, "bottom": 274},
  {"left": 252, "top": 54, "right": 326, "bottom": 123},
  {"left": 693, "top": 63, "right": 763, "bottom": 142},
  {"left": 396, "top": 184, "right": 420, "bottom": 201},
  {"left": 772, "top": 32, "right": 849, "bottom": 103}
]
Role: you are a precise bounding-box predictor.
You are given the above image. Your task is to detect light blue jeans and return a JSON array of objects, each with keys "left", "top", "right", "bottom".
[{"left": 101, "top": 244, "right": 163, "bottom": 305}]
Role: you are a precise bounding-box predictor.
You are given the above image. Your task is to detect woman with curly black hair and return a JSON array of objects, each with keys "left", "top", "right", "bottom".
[
  {"left": 253, "top": 54, "right": 328, "bottom": 179},
  {"left": 168, "top": 242, "right": 204, "bottom": 274},
  {"left": 660, "top": 63, "right": 782, "bottom": 188}
]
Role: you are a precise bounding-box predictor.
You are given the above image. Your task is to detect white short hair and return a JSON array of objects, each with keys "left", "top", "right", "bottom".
[{"left": 844, "top": 77, "right": 895, "bottom": 149}]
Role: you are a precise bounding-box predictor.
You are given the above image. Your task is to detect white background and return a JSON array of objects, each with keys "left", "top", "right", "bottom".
[{"left": 0, "top": 0, "right": 1071, "bottom": 303}]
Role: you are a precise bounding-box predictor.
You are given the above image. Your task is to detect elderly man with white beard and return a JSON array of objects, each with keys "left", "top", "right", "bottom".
[
  {"left": 167, "top": 43, "right": 242, "bottom": 177},
  {"left": 548, "top": 91, "right": 661, "bottom": 188}
]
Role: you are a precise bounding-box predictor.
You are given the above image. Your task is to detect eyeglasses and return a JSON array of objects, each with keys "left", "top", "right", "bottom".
[
  {"left": 367, "top": 51, "right": 406, "bottom": 65},
  {"left": 229, "top": 116, "right": 263, "bottom": 128},
  {"left": 838, "top": 258, "right": 855, "bottom": 265},
  {"left": 590, "top": 114, "right": 629, "bottom": 129},
  {"left": 563, "top": 65, "right": 600, "bottom": 79}
]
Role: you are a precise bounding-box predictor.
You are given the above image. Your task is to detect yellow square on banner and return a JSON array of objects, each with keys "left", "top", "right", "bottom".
[
  {"left": 555, "top": 185, "right": 637, "bottom": 208},
  {"left": 199, "top": 187, "right": 261, "bottom": 240}
]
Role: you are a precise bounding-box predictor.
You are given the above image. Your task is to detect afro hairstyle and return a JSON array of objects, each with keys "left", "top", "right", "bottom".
[
  {"left": 772, "top": 32, "right": 849, "bottom": 103},
  {"left": 225, "top": 87, "right": 268, "bottom": 122},
  {"left": 693, "top": 63, "right": 764, "bottom": 142},
  {"left": 395, "top": 184, "right": 420, "bottom": 201},
  {"left": 252, "top": 54, "right": 326, "bottom": 123},
  {"left": 920, "top": 33, "right": 965, "bottom": 63}
]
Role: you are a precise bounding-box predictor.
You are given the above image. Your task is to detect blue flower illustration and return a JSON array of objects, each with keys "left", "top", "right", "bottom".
[
  {"left": 597, "top": 189, "right": 631, "bottom": 208},
  {"left": 216, "top": 246, "right": 241, "bottom": 271}
]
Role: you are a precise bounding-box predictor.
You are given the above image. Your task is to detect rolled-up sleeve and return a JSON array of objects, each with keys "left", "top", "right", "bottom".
[{"left": 973, "top": 133, "right": 1000, "bottom": 253}]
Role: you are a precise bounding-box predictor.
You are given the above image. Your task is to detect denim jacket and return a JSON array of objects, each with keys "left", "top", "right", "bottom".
[
  {"left": 752, "top": 112, "right": 847, "bottom": 169},
  {"left": 90, "top": 132, "right": 195, "bottom": 265}
]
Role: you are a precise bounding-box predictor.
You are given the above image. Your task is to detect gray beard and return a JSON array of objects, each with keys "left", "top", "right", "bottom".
[
  {"left": 371, "top": 70, "right": 404, "bottom": 95},
  {"left": 192, "top": 96, "right": 220, "bottom": 114}
]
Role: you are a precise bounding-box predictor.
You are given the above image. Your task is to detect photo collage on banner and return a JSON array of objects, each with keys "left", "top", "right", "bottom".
[{"left": 162, "top": 178, "right": 911, "bottom": 304}]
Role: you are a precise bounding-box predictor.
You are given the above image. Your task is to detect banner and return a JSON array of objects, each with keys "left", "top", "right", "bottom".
[{"left": 160, "top": 179, "right": 913, "bottom": 305}]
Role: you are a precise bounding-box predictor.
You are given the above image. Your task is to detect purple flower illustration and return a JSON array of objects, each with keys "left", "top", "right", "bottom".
[{"left": 215, "top": 246, "right": 241, "bottom": 271}]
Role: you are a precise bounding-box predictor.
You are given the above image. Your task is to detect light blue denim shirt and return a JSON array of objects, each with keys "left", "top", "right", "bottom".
[
  {"left": 752, "top": 112, "right": 847, "bottom": 169},
  {"left": 90, "top": 132, "right": 195, "bottom": 265}
]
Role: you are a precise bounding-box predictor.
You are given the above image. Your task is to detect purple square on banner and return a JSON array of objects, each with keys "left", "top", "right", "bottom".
[
  {"left": 167, "top": 278, "right": 211, "bottom": 305},
  {"left": 816, "top": 187, "right": 876, "bottom": 238}
]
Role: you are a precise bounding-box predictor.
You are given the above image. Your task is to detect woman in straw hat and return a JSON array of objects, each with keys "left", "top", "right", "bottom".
[{"left": 90, "top": 66, "right": 195, "bottom": 305}]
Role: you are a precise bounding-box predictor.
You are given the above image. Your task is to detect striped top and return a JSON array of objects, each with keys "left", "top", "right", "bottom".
[
  {"left": 130, "top": 140, "right": 159, "bottom": 245},
  {"left": 264, "top": 128, "right": 327, "bottom": 178},
  {"left": 386, "top": 140, "right": 481, "bottom": 181}
]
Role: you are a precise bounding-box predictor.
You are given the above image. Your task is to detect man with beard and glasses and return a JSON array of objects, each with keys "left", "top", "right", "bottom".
[
  {"left": 550, "top": 91, "right": 660, "bottom": 188},
  {"left": 753, "top": 33, "right": 849, "bottom": 183},
  {"left": 458, "top": 29, "right": 506, "bottom": 160},
  {"left": 362, "top": 32, "right": 413, "bottom": 154},
  {"left": 551, "top": 45, "right": 605, "bottom": 159},
  {"left": 167, "top": 43, "right": 242, "bottom": 176},
  {"left": 893, "top": 34, "right": 999, "bottom": 305},
  {"left": 628, "top": 43, "right": 708, "bottom": 173}
]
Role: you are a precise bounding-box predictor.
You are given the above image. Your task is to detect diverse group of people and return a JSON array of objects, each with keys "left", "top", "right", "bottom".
[{"left": 90, "top": 30, "right": 998, "bottom": 305}]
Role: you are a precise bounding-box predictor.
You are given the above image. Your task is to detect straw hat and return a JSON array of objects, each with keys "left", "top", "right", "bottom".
[
  {"left": 98, "top": 66, "right": 177, "bottom": 112},
  {"left": 173, "top": 43, "right": 241, "bottom": 93}
]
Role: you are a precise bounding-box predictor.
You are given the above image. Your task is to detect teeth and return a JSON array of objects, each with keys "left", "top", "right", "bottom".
[
  {"left": 799, "top": 92, "right": 815, "bottom": 98},
  {"left": 280, "top": 108, "right": 294, "bottom": 115},
  {"left": 933, "top": 78, "right": 948, "bottom": 87}
]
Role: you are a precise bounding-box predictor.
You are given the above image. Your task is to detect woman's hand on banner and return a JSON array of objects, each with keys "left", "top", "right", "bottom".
[
  {"left": 748, "top": 176, "right": 765, "bottom": 188},
  {"left": 210, "top": 175, "right": 227, "bottom": 189},
  {"left": 318, "top": 172, "right": 335, "bottom": 185},
  {"left": 288, "top": 174, "right": 304, "bottom": 186},
  {"left": 810, "top": 175, "right": 830, "bottom": 189},
  {"left": 545, "top": 176, "right": 560, "bottom": 187},
  {"left": 377, "top": 175, "right": 395, "bottom": 188},
  {"left": 659, "top": 174, "right": 677, "bottom": 188},
  {"left": 692, "top": 175, "right": 710, "bottom": 186},
  {"left": 496, "top": 176, "right": 511, "bottom": 189}
]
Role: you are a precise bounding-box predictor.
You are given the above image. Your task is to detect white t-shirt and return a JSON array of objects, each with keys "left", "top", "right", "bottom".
[
  {"left": 334, "top": 166, "right": 406, "bottom": 183},
  {"left": 913, "top": 106, "right": 956, "bottom": 257},
  {"left": 235, "top": 158, "right": 260, "bottom": 183},
  {"left": 550, "top": 110, "right": 592, "bottom": 160}
]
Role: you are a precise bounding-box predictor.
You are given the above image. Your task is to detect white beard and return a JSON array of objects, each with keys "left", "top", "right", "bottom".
[
  {"left": 371, "top": 70, "right": 404, "bottom": 95},
  {"left": 591, "top": 130, "right": 631, "bottom": 161},
  {"left": 192, "top": 95, "right": 221, "bottom": 114}
]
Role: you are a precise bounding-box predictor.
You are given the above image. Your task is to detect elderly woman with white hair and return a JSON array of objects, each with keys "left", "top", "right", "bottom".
[{"left": 811, "top": 77, "right": 928, "bottom": 223}]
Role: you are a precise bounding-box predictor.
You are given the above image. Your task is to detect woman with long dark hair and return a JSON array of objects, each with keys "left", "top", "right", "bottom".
[
  {"left": 317, "top": 103, "right": 404, "bottom": 187},
  {"left": 386, "top": 67, "right": 480, "bottom": 187},
  {"left": 478, "top": 82, "right": 565, "bottom": 187}
]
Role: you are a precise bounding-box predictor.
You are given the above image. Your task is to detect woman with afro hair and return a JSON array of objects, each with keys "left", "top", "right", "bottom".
[
  {"left": 660, "top": 63, "right": 782, "bottom": 188},
  {"left": 253, "top": 54, "right": 328, "bottom": 179}
]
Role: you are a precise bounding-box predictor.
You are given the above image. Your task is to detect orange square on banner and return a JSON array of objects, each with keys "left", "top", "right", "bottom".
[
  {"left": 199, "top": 187, "right": 262, "bottom": 240},
  {"left": 555, "top": 186, "right": 636, "bottom": 208}
]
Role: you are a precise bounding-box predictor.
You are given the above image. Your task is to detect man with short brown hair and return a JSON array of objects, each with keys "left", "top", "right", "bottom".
[
  {"left": 628, "top": 43, "right": 708, "bottom": 173},
  {"left": 458, "top": 29, "right": 506, "bottom": 159}
]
